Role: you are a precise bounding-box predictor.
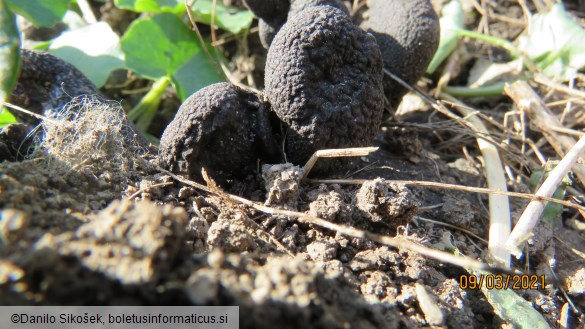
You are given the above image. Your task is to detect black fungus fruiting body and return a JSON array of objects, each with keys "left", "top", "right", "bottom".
[
  {"left": 365, "top": 0, "right": 440, "bottom": 109},
  {"left": 0, "top": 123, "right": 34, "bottom": 162},
  {"left": 265, "top": 6, "right": 384, "bottom": 168},
  {"left": 243, "top": 0, "right": 290, "bottom": 20},
  {"left": 11, "top": 49, "right": 99, "bottom": 122},
  {"left": 258, "top": 19, "right": 283, "bottom": 50},
  {"left": 244, "top": 0, "right": 348, "bottom": 48},
  {"left": 159, "top": 82, "right": 280, "bottom": 182},
  {"left": 243, "top": 0, "right": 290, "bottom": 48},
  {"left": 288, "top": 0, "right": 348, "bottom": 17}
]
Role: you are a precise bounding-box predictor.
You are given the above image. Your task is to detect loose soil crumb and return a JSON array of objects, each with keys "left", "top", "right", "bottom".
[
  {"left": 355, "top": 178, "right": 419, "bottom": 230},
  {"left": 262, "top": 163, "right": 302, "bottom": 210}
]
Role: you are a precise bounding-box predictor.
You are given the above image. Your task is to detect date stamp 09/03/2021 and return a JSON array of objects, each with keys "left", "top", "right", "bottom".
[{"left": 459, "top": 274, "right": 546, "bottom": 290}]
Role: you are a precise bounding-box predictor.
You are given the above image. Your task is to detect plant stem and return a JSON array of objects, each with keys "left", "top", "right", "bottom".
[
  {"left": 456, "top": 28, "right": 520, "bottom": 58},
  {"left": 442, "top": 82, "right": 506, "bottom": 97},
  {"left": 127, "top": 76, "right": 171, "bottom": 132},
  {"left": 440, "top": 93, "right": 511, "bottom": 268},
  {"left": 456, "top": 29, "right": 538, "bottom": 71}
]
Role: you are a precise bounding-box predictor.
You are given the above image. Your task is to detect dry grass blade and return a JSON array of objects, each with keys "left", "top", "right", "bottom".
[
  {"left": 414, "top": 216, "right": 488, "bottom": 244},
  {"left": 506, "top": 133, "right": 585, "bottom": 257},
  {"left": 383, "top": 68, "right": 477, "bottom": 132},
  {"left": 301, "top": 147, "right": 379, "bottom": 180},
  {"left": 128, "top": 182, "right": 174, "bottom": 200},
  {"left": 439, "top": 93, "right": 511, "bottom": 268},
  {"left": 534, "top": 73, "right": 585, "bottom": 100},
  {"left": 77, "top": 0, "right": 97, "bottom": 23},
  {"left": 4, "top": 102, "right": 60, "bottom": 125}
]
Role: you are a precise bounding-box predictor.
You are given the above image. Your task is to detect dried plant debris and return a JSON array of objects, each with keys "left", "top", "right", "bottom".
[{"left": 41, "top": 96, "right": 148, "bottom": 171}]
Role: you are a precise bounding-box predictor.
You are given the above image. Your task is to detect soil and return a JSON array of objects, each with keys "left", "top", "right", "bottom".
[{"left": 2, "top": 0, "right": 585, "bottom": 328}]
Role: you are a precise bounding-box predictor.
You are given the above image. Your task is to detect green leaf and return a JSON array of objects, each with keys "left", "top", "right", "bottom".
[
  {"left": 528, "top": 163, "right": 571, "bottom": 225},
  {"left": 121, "top": 13, "right": 222, "bottom": 97},
  {"left": 190, "top": 0, "right": 254, "bottom": 34},
  {"left": 6, "top": 0, "right": 71, "bottom": 27},
  {"left": 446, "top": 239, "right": 550, "bottom": 329},
  {"left": 0, "top": 0, "right": 20, "bottom": 111},
  {"left": 122, "top": 13, "right": 198, "bottom": 79},
  {"left": 479, "top": 279, "right": 551, "bottom": 329},
  {"left": 172, "top": 49, "right": 224, "bottom": 101},
  {"left": 517, "top": 3, "right": 585, "bottom": 81},
  {"left": 49, "top": 22, "right": 125, "bottom": 87},
  {"left": 128, "top": 76, "right": 170, "bottom": 131},
  {"left": 0, "top": 108, "right": 17, "bottom": 127},
  {"left": 114, "top": 0, "right": 183, "bottom": 14},
  {"left": 427, "top": 0, "right": 464, "bottom": 74}
]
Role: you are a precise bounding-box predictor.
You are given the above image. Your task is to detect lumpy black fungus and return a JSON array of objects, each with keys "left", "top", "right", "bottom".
[
  {"left": 265, "top": 6, "right": 384, "bottom": 168},
  {"left": 10, "top": 49, "right": 99, "bottom": 122},
  {"left": 243, "top": 0, "right": 290, "bottom": 20},
  {"left": 244, "top": 0, "right": 348, "bottom": 48},
  {"left": 243, "top": 0, "right": 290, "bottom": 48},
  {"left": 288, "top": 0, "right": 348, "bottom": 17},
  {"left": 365, "top": 0, "right": 440, "bottom": 109},
  {"left": 0, "top": 123, "right": 34, "bottom": 162},
  {"left": 159, "top": 82, "right": 280, "bottom": 183}
]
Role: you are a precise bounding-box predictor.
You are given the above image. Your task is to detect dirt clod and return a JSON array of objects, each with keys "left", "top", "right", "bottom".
[
  {"left": 185, "top": 253, "right": 389, "bottom": 329},
  {"left": 309, "top": 189, "right": 352, "bottom": 223},
  {"left": 355, "top": 178, "right": 419, "bottom": 229},
  {"left": 262, "top": 163, "right": 302, "bottom": 210},
  {"left": 207, "top": 213, "right": 257, "bottom": 252}
]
